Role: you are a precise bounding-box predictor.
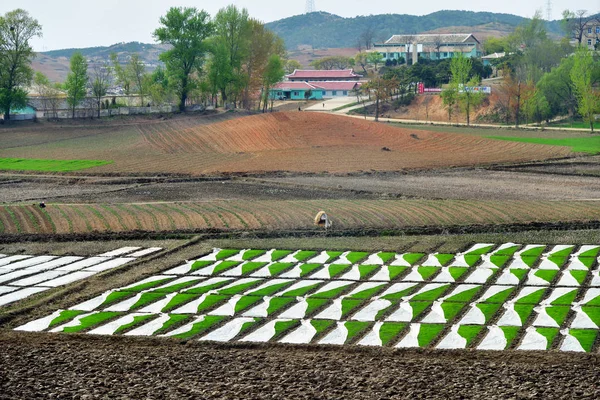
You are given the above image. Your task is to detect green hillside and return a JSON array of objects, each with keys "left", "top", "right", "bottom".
[{"left": 266, "top": 10, "right": 564, "bottom": 49}]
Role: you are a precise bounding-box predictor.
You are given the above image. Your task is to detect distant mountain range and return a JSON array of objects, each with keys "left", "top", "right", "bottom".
[
  {"left": 265, "top": 10, "right": 563, "bottom": 49},
  {"left": 33, "top": 10, "right": 566, "bottom": 82}
]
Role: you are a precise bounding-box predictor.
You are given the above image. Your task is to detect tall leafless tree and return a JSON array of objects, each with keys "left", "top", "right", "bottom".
[
  {"left": 89, "top": 62, "right": 112, "bottom": 118},
  {"left": 562, "top": 10, "right": 598, "bottom": 45}
]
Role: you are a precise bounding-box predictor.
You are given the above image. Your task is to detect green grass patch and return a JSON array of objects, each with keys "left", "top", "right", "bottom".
[
  {"left": 417, "top": 324, "right": 445, "bottom": 347},
  {"left": 190, "top": 261, "right": 214, "bottom": 272},
  {"left": 490, "top": 255, "right": 511, "bottom": 268},
  {"left": 218, "top": 281, "right": 261, "bottom": 295},
  {"left": 582, "top": 306, "right": 600, "bottom": 326},
  {"left": 570, "top": 270, "right": 589, "bottom": 285},
  {"left": 500, "top": 326, "right": 521, "bottom": 348},
  {"left": 435, "top": 254, "right": 455, "bottom": 265},
  {"left": 280, "top": 282, "right": 321, "bottom": 297},
  {"left": 380, "top": 285, "right": 417, "bottom": 301},
  {"left": 494, "top": 245, "right": 520, "bottom": 256},
  {"left": 311, "top": 319, "right": 335, "bottom": 336},
  {"left": 122, "top": 278, "right": 174, "bottom": 293},
  {"left": 349, "top": 284, "right": 386, "bottom": 300},
  {"left": 241, "top": 262, "right": 268, "bottom": 275},
  {"left": 212, "top": 261, "right": 241, "bottom": 275},
  {"left": 444, "top": 286, "right": 481, "bottom": 303},
  {"left": 305, "top": 298, "right": 329, "bottom": 316},
  {"left": 273, "top": 320, "right": 299, "bottom": 339},
  {"left": 521, "top": 247, "right": 546, "bottom": 258},
  {"left": 545, "top": 306, "right": 571, "bottom": 326},
  {"left": 114, "top": 314, "right": 156, "bottom": 334},
  {"left": 215, "top": 249, "right": 240, "bottom": 260},
  {"left": 578, "top": 257, "right": 596, "bottom": 269},
  {"left": 129, "top": 293, "right": 167, "bottom": 310},
  {"left": 477, "top": 303, "right": 503, "bottom": 323},
  {"left": 61, "top": 312, "right": 121, "bottom": 333},
  {"left": 440, "top": 302, "right": 466, "bottom": 320},
  {"left": 485, "top": 288, "right": 515, "bottom": 304},
  {"left": 345, "top": 321, "right": 371, "bottom": 343},
  {"left": 411, "top": 285, "right": 449, "bottom": 302},
  {"left": 534, "top": 270, "right": 559, "bottom": 283},
  {"left": 403, "top": 253, "right": 425, "bottom": 265},
  {"left": 486, "top": 136, "right": 600, "bottom": 155},
  {"left": 48, "top": 310, "right": 87, "bottom": 329},
  {"left": 241, "top": 249, "right": 267, "bottom": 261},
  {"left": 569, "top": 329, "right": 598, "bottom": 352},
  {"left": 245, "top": 281, "right": 293, "bottom": 297},
  {"left": 325, "top": 251, "right": 344, "bottom": 263},
  {"left": 171, "top": 316, "right": 226, "bottom": 340},
  {"left": 418, "top": 267, "right": 440, "bottom": 280},
  {"left": 183, "top": 281, "right": 231, "bottom": 295},
  {"left": 341, "top": 299, "right": 365, "bottom": 318},
  {"left": 195, "top": 295, "right": 230, "bottom": 313},
  {"left": 294, "top": 250, "right": 317, "bottom": 262},
  {"left": 268, "top": 262, "right": 295, "bottom": 276},
  {"left": 266, "top": 297, "right": 296, "bottom": 315},
  {"left": 520, "top": 256, "right": 540, "bottom": 268},
  {"left": 536, "top": 327, "right": 559, "bottom": 349},
  {"left": 388, "top": 266, "right": 408, "bottom": 280},
  {"left": 151, "top": 280, "right": 202, "bottom": 294},
  {"left": 410, "top": 301, "right": 433, "bottom": 319},
  {"left": 466, "top": 245, "right": 495, "bottom": 256},
  {"left": 457, "top": 325, "right": 484, "bottom": 346},
  {"left": 310, "top": 286, "right": 350, "bottom": 299},
  {"left": 516, "top": 289, "right": 546, "bottom": 305},
  {"left": 161, "top": 294, "right": 202, "bottom": 312},
  {"left": 299, "top": 263, "right": 322, "bottom": 277},
  {"left": 379, "top": 322, "right": 407, "bottom": 345},
  {"left": 509, "top": 269, "right": 529, "bottom": 282},
  {"left": 271, "top": 250, "right": 293, "bottom": 261},
  {"left": 547, "top": 256, "right": 568, "bottom": 268},
  {"left": 463, "top": 255, "right": 481, "bottom": 267},
  {"left": 0, "top": 158, "right": 112, "bottom": 172},
  {"left": 327, "top": 264, "right": 351, "bottom": 278},
  {"left": 153, "top": 314, "right": 191, "bottom": 335},
  {"left": 449, "top": 267, "right": 469, "bottom": 281},
  {"left": 377, "top": 252, "right": 396, "bottom": 264},
  {"left": 234, "top": 296, "right": 263, "bottom": 313},
  {"left": 346, "top": 251, "right": 369, "bottom": 264},
  {"left": 586, "top": 294, "right": 600, "bottom": 307},
  {"left": 551, "top": 290, "right": 578, "bottom": 306},
  {"left": 579, "top": 247, "right": 600, "bottom": 258},
  {"left": 358, "top": 265, "right": 380, "bottom": 279},
  {"left": 102, "top": 291, "right": 136, "bottom": 307},
  {"left": 550, "top": 247, "right": 574, "bottom": 258},
  {"left": 514, "top": 305, "right": 536, "bottom": 324}
]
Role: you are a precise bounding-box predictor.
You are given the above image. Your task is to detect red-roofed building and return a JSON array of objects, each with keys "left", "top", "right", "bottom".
[
  {"left": 286, "top": 69, "right": 362, "bottom": 82},
  {"left": 270, "top": 81, "right": 362, "bottom": 100}
]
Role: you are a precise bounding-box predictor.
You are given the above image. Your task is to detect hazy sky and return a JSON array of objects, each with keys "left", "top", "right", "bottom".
[{"left": 2, "top": 0, "right": 598, "bottom": 51}]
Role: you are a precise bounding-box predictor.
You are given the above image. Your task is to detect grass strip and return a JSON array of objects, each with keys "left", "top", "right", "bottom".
[
  {"left": 457, "top": 325, "right": 484, "bottom": 346},
  {"left": 241, "top": 262, "right": 268, "bottom": 275},
  {"left": 0, "top": 158, "right": 112, "bottom": 172},
  {"left": 435, "top": 254, "right": 455, "bottom": 265},
  {"left": 536, "top": 327, "right": 559, "bottom": 349},
  {"left": 295, "top": 250, "right": 317, "bottom": 262},
  {"left": 153, "top": 314, "right": 191, "bottom": 335},
  {"left": 485, "top": 287, "right": 515, "bottom": 304},
  {"left": 114, "top": 314, "right": 156, "bottom": 334},
  {"left": 216, "top": 249, "right": 241, "bottom": 260},
  {"left": 266, "top": 297, "right": 296, "bottom": 315},
  {"left": 280, "top": 282, "right": 322, "bottom": 297},
  {"left": 48, "top": 310, "right": 87, "bottom": 329},
  {"left": 500, "top": 326, "right": 521, "bottom": 348},
  {"left": 379, "top": 322, "right": 406, "bottom": 345},
  {"left": 271, "top": 250, "right": 293, "bottom": 261},
  {"left": 242, "top": 249, "right": 267, "bottom": 261},
  {"left": 273, "top": 320, "right": 300, "bottom": 339},
  {"left": 345, "top": 321, "right": 371, "bottom": 343},
  {"left": 234, "top": 296, "right": 264, "bottom": 314},
  {"left": 305, "top": 298, "right": 330, "bottom": 316},
  {"left": 403, "top": 253, "right": 425, "bottom": 265},
  {"left": 449, "top": 267, "right": 469, "bottom": 281},
  {"left": 246, "top": 281, "right": 293, "bottom": 297},
  {"left": 546, "top": 306, "right": 570, "bottom": 326},
  {"left": 349, "top": 285, "right": 386, "bottom": 300},
  {"left": 171, "top": 316, "right": 226, "bottom": 340},
  {"left": 299, "top": 263, "right": 322, "bottom": 277},
  {"left": 346, "top": 252, "right": 369, "bottom": 264},
  {"left": 486, "top": 136, "right": 600, "bottom": 155},
  {"left": 311, "top": 319, "right": 335, "bottom": 336},
  {"left": 411, "top": 285, "right": 449, "bottom": 302},
  {"left": 418, "top": 267, "right": 440, "bottom": 280},
  {"left": 417, "top": 324, "right": 445, "bottom": 347},
  {"left": 569, "top": 329, "right": 598, "bottom": 352},
  {"left": 61, "top": 312, "right": 121, "bottom": 333},
  {"left": 440, "top": 302, "right": 466, "bottom": 320},
  {"left": 268, "top": 263, "right": 295, "bottom": 276},
  {"left": 444, "top": 286, "right": 481, "bottom": 303},
  {"left": 477, "top": 303, "right": 503, "bottom": 323}
]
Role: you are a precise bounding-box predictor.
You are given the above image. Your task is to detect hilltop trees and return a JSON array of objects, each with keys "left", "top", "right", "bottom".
[
  {"left": 0, "top": 9, "right": 42, "bottom": 121},
  {"left": 64, "top": 52, "right": 88, "bottom": 118},
  {"left": 154, "top": 7, "right": 214, "bottom": 112}
]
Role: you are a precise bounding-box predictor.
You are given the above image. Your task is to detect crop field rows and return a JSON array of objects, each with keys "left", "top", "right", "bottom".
[
  {"left": 16, "top": 244, "right": 600, "bottom": 352},
  {"left": 3, "top": 200, "right": 600, "bottom": 235},
  {"left": 0, "top": 247, "right": 162, "bottom": 307}
]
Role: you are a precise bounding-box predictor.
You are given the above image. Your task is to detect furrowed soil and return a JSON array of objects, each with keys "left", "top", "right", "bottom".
[
  {"left": 0, "top": 112, "right": 572, "bottom": 175},
  {"left": 1, "top": 331, "right": 598, "bottom": 400}
]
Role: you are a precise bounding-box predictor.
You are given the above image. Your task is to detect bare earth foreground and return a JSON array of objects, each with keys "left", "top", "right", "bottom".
[{"left": 0, "top": 331, "right": 598, "bottom": 399}]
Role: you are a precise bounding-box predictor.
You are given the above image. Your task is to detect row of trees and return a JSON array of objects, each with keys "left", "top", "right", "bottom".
[
  {"left": 1, "top": 6, "right": 289, "bottom": 120},
  {"left": 486, "top": 12, "right": 599, "bottom": 130}
]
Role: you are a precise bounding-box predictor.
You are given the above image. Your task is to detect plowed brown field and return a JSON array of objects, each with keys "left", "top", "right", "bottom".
[
  {"left": 0, "top": 112, "right": 571, "bottom": 176},
  {"left": 1, "top": 199, "right": 600, "bottom": 235}
]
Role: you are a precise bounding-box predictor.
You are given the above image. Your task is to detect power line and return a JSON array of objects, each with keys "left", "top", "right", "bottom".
[
  {"left": 546, "top": 0, "right": 553, "bottom": 21},
  {"left": 305, "top": 0, "right": 316, "bottom": 14}
]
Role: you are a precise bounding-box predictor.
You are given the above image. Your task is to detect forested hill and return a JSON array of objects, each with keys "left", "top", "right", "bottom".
[{"left": 265, "top": 10, "right": 563, "bottom": 49}]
